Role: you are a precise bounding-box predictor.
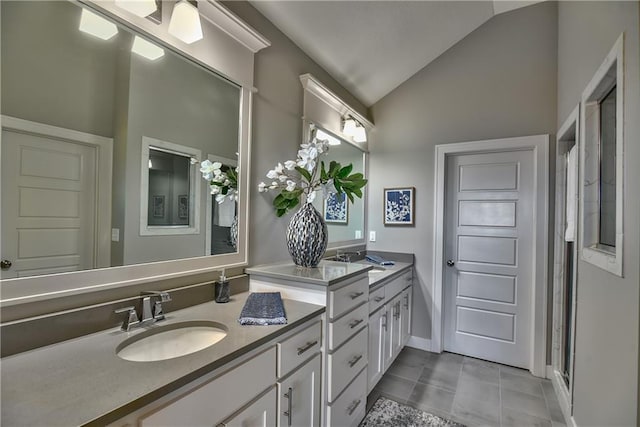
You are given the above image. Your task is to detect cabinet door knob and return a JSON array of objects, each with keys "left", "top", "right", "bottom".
[
  {"left": 446, "top": 260, "right": 455, "bottom": 267},
  {"left": 0, "top": 259, "right": 12, "bottom": 270}
]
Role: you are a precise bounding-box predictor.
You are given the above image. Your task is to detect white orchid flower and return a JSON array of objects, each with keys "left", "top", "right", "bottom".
[
  {"left": 269, "top": 181, "right": 279, "bottom": 189},
  {"left": 286, "top": 180, "right": 296, "bottom": 191},
  {"left": 190, "top": 157, "right": 199, "bottom": 165},
  {"left": 266, "top": 169, "right": 279, "bottom": 179},
  {"left": 275, "top": 162, "right": 285, "bottom": 174},
  {"left": 258, "top": 182, "right": 267, "bottom": 192},
  {"left": 278, "top": 174, "right": 288, "bottom": 182},
  {"left": 284, "top": 160, "right": 297, "bottom": 170},
  {"left": 215, "top": 194, "right": 226, "bottom": 204},
  {"left": 210, "top": 184, "right": 220, "bottom": 195}
]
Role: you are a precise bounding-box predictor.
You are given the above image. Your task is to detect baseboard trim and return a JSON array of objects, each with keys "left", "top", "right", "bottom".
[
  {"left": 406, "top": 336, "right": 432, "bottom": 351},
  {"left": 549, "top": 366, "right": 578, "bottom": 427},
  {"left": 546, "top": 364, "right": 554, "bottom": 379}
]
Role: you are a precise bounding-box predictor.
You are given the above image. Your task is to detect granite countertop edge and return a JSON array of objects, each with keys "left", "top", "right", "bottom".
[
  {"left": 246, "top": 260, "right": 374, "bottom": 286},
  {"left": 1, "top": 292, "right": 325, "bottom": 427}
]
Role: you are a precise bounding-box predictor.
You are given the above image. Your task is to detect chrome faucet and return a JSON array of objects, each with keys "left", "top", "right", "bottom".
[
  {"left": 114, "top": 291, "right": 171, "bottom": 331},
  {"left": 335, "top": 250, "right": 362, "bottom": 263}
]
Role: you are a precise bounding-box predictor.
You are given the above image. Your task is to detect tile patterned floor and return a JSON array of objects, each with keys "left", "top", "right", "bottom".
[{"left": 367, "top": 347, "right": 567, "bottom": 427}]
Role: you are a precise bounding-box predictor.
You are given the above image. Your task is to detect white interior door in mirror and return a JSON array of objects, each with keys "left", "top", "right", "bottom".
[{"left": 1, "top": 123, "right": 112, "bottom": 279}]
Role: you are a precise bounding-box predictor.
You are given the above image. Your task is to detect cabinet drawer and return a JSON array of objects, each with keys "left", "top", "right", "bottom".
[
  {"left": 329, "top": 276, "right": 368, "bottom": 320},
  {"left": 327, "top": 327, "right": 368, "bottom": 402},
  {"left": 387, "top": 271, "right": 411, "bottom": 300},
  {"left": 277, "top": 320, "right": 322, "bottom": 378},
  {"left": 328, "top": 302, "right": 368, "bottom": 351},
  {"left": 140, "top": 347, "right": 276, "bottom": 426},
  {"left": 368, "top": 286, "right": 385, "bottom": 313},
  {"left": 326, "top": 368, "right": 367, "bottom": 427}
]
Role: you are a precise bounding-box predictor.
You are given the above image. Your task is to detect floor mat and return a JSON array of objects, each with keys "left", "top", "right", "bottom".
[{"left": 360, "top": 396, "right": 466, "bottom": 427}]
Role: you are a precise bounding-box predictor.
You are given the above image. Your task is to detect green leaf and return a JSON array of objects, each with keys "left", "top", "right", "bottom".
[
  {"left": 320, "top": 161, "right": 327, "bottom": 181},
  {"left": 328, "top": 161, "right": 340, "bottom": 177},
  {"left": 337, "top": 164, "right": 353, "bottom": 178},
  {"left": 334, "top": 180, "right": 342, "bottom": 193},
  {"left": 295, "top": 166, "right": 312, "bottom": 182},
  {"left": 276, "top": 208, "right": 287, "bottom": 217}
]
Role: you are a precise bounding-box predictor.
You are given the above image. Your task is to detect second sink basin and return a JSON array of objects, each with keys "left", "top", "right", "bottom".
[{"left": 116, "top": 321, "right": 227, "bottom": 362}]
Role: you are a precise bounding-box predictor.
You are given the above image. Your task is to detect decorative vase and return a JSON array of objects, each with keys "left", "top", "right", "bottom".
[
  {"left": 229, "top": 216, "right": 238, "bottom": 250},
  {"left": 286, "top": 202, "right": 328, "bottom": 267}
]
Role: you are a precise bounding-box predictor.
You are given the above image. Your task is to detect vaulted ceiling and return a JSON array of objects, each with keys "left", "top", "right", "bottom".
[{"left": 249, "top": 1, "right": 544, "bottom": 106}]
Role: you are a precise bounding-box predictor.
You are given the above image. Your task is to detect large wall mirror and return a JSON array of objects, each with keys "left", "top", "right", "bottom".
[
  {"left": 305, "top": 124, "right": 366, "bottom": 245},
  {"left": 0, "top": 0, "right": 258, "bottom": 304}
]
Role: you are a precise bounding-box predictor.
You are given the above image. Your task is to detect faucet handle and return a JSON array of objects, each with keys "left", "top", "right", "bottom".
[
  {"left": 115, "top": 306, "right": 139, "bottom": 331},
  {"left": 152, "top": 301, "right": 166, "bottom": 321}
]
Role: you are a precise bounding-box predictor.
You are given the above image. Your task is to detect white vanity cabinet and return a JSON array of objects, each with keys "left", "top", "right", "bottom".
[
  {"left": 367, "top": 268, "right": 413, "bottom": 392},
  {"left": 247, "top": 261, "right": 371, "bottom": 427},
  {"left": 110, "top": 315, "right": 323, "bottom": 427}
]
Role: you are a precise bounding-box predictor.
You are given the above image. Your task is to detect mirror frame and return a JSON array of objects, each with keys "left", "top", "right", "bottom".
[{"left": 0, "top": 0, "right": 269, "bottom": 307}]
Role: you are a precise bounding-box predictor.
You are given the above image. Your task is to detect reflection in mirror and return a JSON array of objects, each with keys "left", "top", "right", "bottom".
[
  {"left": 148, "top": 149, "right": 191, "bottom": 227},
  {"left": 309, "top": 124, "right": 366, "bottom": 244},
  {"left": 205, "top": 156, "right": 239, "bottom": 255},
  {"left": 0, "top": 1, "right": 241, "bottom": 279}
]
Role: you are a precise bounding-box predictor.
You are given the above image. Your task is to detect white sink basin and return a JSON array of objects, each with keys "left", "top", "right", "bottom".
[{"left": 117, "top": 321, "right": 227, "bottom": 362}]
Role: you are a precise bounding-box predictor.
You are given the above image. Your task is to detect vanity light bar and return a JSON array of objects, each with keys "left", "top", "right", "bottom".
[{"left": 79, "top": 8, "right": 118, "bottom": 40}]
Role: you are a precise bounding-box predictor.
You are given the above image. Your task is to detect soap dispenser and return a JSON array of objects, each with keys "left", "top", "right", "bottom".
[{"left": 214, "top": 269, "right": 230, "bottom": 303}]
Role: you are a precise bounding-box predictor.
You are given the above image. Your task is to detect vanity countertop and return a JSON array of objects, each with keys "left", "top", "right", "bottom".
[
  {"left": 364, "top": 260, "right": 413, "bottom": 289},
  {"left": 0, "top": 293, "right": 324, "bottom": 426},
  {"left": 246, "top": 260, "right": 373, "bottom": 286}
]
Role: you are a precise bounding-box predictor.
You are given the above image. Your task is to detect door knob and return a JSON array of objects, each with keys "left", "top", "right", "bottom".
[
  {"left": 1, "top": 259, "right": 12, "bottom": 269},
  {"left": 446, "top": 260, "right": 455, "bottom": 267}
]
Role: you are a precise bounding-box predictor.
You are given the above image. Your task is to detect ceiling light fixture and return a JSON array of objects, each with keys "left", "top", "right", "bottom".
[
  {"left": 132, "top": 36, "right": 165, "bottom": 60},
  {"left": 342, "top": 117, "right": 357, "bottom": 137},
  {"left": 169, "top": 0, "right": 204, "bottom": 44},
  {"left": 114, "top": 0, "right": 157, "bottom": 18},
  {"left": 79, "top": 8, "right": 118, "bottom": 40}
]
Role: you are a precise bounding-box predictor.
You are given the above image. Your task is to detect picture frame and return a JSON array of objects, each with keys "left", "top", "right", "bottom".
[
  {"left": 324, "top": 192, "right": 348, "bottom": 224},
  {"left": 152, "top": 195, "right": 165, "bottom": 218},
  {"left": 384, "top": 187, "right": 415, "bottom": 225},
  {"left": 178, "top": 195, "right": 189, "bottom": 219}
]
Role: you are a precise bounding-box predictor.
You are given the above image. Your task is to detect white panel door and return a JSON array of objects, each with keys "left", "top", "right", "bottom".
[
  {"left": 444, "top": 150, "right": 534, "bottom": 368},
  {"left": 1, "top": 129, "right": 97, "bottom": 278},
  {"left": 277, "top": 354, "right": 321, "bottom": 427}
]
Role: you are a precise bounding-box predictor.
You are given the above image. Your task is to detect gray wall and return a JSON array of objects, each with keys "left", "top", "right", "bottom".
[
  {"left": 367, "top": 3, "right": 558, "bottom": 342},
  {"left": 222, "top": 1, "right": 369, "bottom": 266},
  {"left": 557, "top": 2, "right": 639, "bottom": 425}
]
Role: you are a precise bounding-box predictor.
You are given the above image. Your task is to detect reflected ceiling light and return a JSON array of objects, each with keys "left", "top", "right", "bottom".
[
  {"left": 169, "top": 0, "right": 203, "bottom": 44},
  {"left": 148, "top": 159, "right": 153, "bottom": 169},
  {"left": 132, "top": 36, "right": 165, "bottom": 60},
  {"left": 353, "top": 124, "right": 367, "bottom": 143},
  {"left": 342, "top": 117, "right": 357, "bottom": 137},
  {"left": 114, "top": 0, "right": 157, "bottom": 18},
  {"left": 316, "top": 129, "right": 341, "bottom": 146},
  {"left": 79, "top": 8, "right": 118, "bottom": 40}
]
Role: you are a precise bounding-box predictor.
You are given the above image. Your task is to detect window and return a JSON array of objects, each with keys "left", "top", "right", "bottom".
[
  {"left": 580, "top": 34, "right": 623, "bottom": 276},
  {"left": 140, "top": 137, "right": 201, "bottom": 235}
]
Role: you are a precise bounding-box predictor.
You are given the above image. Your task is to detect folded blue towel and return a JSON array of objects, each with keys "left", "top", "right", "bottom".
[
  {"left": 366, "top": 255, "right": 395, "bottom": 266},
  {"left": 238, "top": 292, "right": 287, "bottom": 326}
]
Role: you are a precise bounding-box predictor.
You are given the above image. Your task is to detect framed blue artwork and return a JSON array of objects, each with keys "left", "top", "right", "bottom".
[
  {"left": 324, "top": 192, "right": 348, "bottom": 224},
  {"left": 384, "top": 187, "right": 415, "bottom": 225}
]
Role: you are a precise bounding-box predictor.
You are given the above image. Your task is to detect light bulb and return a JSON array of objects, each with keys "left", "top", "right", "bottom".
[{"left": 169, "top": 1, "right": 204, "bottom": 44}]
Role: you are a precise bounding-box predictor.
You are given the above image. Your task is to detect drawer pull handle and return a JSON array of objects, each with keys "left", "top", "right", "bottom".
[
  {"left": 349, "top": 318, "right": 364, "bottom": 329},
  {"left": 297, "top": 340, "right": 318, "bottom": 355},
  {"left": 373, "top": 296, "right": 384, "bottom": 302},
  {"left": 347, "top": 399, "right": 362, "bottom": 416},
  {"left": 382, "top": 312, "right": 388, "bottom": 330},
  {"left": 284, "top": 387, "right": 293, "bottom": 426},
  {"left": 348, "top": 354, "right": 363, "bottom": 368},
  {"left": 404, "top": 294, "right": 409, "bottom": 309},
  {"left": 350, "top": 291, "right": 364, "bottom": 300}
]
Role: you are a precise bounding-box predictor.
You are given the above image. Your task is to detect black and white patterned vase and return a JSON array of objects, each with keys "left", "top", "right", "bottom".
[{"left": 286, "top": 202, "right": 328, "bottom": 267}]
